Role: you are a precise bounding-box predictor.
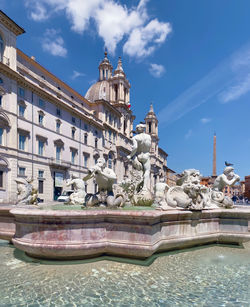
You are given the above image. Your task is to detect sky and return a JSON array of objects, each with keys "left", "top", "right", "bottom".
[{"left": 1, "top": 0, "right": 250, "bottom": 179}]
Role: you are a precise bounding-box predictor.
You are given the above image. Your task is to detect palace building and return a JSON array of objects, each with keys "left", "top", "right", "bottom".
[{"left": 0, "top": 10, "right": 168, "bottom": 202}]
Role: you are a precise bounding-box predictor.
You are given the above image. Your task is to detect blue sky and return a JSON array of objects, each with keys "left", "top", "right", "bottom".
[{"left": 1, "top": 0, "right": 250, "bottom": 179}]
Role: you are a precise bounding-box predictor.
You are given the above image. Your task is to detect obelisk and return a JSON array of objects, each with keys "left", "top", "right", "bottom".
[{"left": 212, "top": 133, "right": 217, "bottom": 177}]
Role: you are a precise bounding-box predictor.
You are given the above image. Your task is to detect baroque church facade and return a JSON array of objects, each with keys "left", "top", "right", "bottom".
[{"left": 0, "top": 10, "right": 167, "bottom": 203}]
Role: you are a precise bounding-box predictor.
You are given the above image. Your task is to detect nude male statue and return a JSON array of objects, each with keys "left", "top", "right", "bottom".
[
  {"left": 213, "top": 166, "right": 240, "bottom": 192},
  {"left": 127, "top": 123, "right": 151, "bottom": 191}
]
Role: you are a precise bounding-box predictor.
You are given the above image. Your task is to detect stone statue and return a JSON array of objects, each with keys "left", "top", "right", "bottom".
[
  {"left": 163, "top": 169, "right": 215, "bottom": 210},
  {"left": 119, "top": 171, "right": 143, "bottom": 206},
  {"left": 66, "top": 173, "right": 86, "bottom": 206},
  {"left": 15, "top": 177, "right": 38, "bottom": 205},
  {"left": 126, "top": 123, "right": 152, "bottom": 204},
  {"left": 159, "top": 165, "right": 241, "bottom": 211},
  {"left": 211, "top": 166, "right": 240, "bottom": 208},
  {"left": 83, "top": 158, "right": 123, "bottom": 208},
  {"left": 213, "top": 166, "right": 240, "bottom": 192},
  {"left": 154, "top": 178, "right": 170, "bottom": 209}
]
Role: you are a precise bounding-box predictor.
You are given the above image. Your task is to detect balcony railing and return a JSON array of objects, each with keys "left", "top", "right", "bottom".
[{"left": 48, "top": 158, "right": 71, "bottom": 169}]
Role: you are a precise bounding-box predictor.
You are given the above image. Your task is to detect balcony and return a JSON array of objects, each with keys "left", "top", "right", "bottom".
[{"left": 48, "top": 158, "right": 71, "bottom": 169}]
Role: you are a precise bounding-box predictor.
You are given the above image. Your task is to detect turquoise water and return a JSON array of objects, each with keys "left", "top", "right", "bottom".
[{"left": 0, "top": 240, "right": 250, "bottom": 306}]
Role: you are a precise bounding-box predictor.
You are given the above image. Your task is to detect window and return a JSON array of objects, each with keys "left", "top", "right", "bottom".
[
  {"left": 72, "top": 128, "right": 76, "bottom": 139},
  {"left": 38, "top": 114, "right": 44, "bottom": 125},
  {"left": 71, "top": 151, "right": 76, "bottom": 164},
  {"left": 56, "top": 108, "right": 61, "bottom": 117},
  {"left": 38, "top": 140, "right": 44, "bottom": 156},
  {"left": 0, "top": 170, "right": 3, "bottom": 188},
  {"left": 123, "top": 118, "right": 127, "bottom": 134},
  {"left": 108, "top": 153, "right": 113, "bottom": 169},
  {"left": 148, "top": 122, "right": 152, "bottom": 134},
  {"left": 56, "top": 120, "right": 61, "bottom": 133},
  {"left": 114, "top": 84, "right": 118, "bottom": 101},
  {"left": 105, "top": 111, "right": 108, "bottom": 122},
  {"left": 19, "top": 135, "right": 26, "bottom": 150},
  {"left": 95, "top": 138, "right": 98, "bottom": 149},
  {"left": 0, "top": 95, "right": 2, "bottom": 107},
  {"left": 18, "top": 167, "right": 25, "bottom": 176},
  {"left": 38, "top": 180, "right": 44, "bottom": 194},
  {"left": 109, "top": 130, "right": 112, "bottom": 142},
  {"left": 84, "top": 133, "right": 88, "bottom": 145},
  {"left": 94, "top": 156, "right": 98, "bottom": 165},
  {"left": 95, "top": 130, "right": 98, "bottom": 136},
  {"left": 0, "top": 34, "right": 3, "bottom": 62},
  {"left": 0, "top": 128, "right": 3, "bottom": 145},
  {"left": 113, "top": 132, "right": 116, "bottom": 143},
  {"left": 84, "top": 123, "right": 88, "bottom": 130},
  {"left": 18, "top": 87, "right": 25, "bottom": 98},
  {"left": 39, "top": 98, "right": 45, "bottom": 108},
  {"left": 72, "top": 117, "right": 76, "bottom": 124},
  {"left": 38, "top": 170, "right": 44, "bottom": 178},
  {"left": 83, "top": 155, "right": 88, "bottom": 167},
  {"left": 56, "top": 146, "right": 61, "bottom": 161},
  {"left": 19, "top": 104, "right": 25, "bottom": 117}
]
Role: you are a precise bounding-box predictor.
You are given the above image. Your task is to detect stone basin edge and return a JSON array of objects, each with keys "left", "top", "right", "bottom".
[{"left": 1, "top": 206, "right": 250, "bottom": 260}]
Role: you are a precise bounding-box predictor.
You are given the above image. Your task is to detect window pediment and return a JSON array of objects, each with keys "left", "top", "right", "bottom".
[
  {"left": 18, "top": 99, "right": 26, "bottom": 107},
  {"left": 17, "top": 128, "right": 30, "bottom": 136},
  {"left": 70, "top": 146, "right": 78, "bottom": 152},
  {"left": 54, "top": 139, "right": 64, "bottom": 147},
  {"left": 36, "top": 134, "right": 47, "bottom": 142}
]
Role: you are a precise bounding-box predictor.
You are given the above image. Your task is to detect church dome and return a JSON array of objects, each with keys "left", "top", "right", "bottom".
[{"left": 85, "top": 80, "right": 110, "bottom": 103}]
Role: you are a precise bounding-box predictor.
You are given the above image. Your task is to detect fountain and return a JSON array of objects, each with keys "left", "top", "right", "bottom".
[{"left": 0, "top": 124, "right": 249, "bottom": 260}]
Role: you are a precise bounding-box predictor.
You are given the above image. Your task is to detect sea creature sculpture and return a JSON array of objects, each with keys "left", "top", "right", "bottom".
[
  {"left": 66, "top": 173, "right": 86, "bottom": 205},
  {"left": 15, "top": 177, "right": 38, "bottom": 205},
  {"left": 83, "top": 158, "right": 124, "bottom": 208}
]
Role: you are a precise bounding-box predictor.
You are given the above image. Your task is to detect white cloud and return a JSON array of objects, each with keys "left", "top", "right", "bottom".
[
  {"left": 185, "top": 129, "right": 192, "bottom": 140},
  {"left": 157, "top": 43, "right": 250, "bottom": 126},
  {"left": 200, "top": 118, "right": 211, "bottom": 124},
  {"left": 42, "top": 29, "right": 67, "bottom": 57},
  {"left": 123, "top": 19, "right": 171, "bottom": 58},
  {"left": 149, "top": 63, "right": 165, "bottom": 78},
  {"left": 219, "top": 73, "right": 250, "bottom": 103},
  {"left": 71, "top": 70, "right": 86, "bottom": 80},
  {"left": 25, "top": 0, "right": 171, "bottom": 58},
  {"left": 30, "top": 3, "right": 48, "bottom": 21}
]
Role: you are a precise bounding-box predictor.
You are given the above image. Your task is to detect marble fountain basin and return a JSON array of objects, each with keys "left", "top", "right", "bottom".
[{"left": 0, "top": 205, "right": 250, "bottom": 260}]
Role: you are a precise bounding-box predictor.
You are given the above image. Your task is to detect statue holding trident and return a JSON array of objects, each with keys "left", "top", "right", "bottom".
[{"left": 127, "top": 123, "right": 152, "bottom": 204}]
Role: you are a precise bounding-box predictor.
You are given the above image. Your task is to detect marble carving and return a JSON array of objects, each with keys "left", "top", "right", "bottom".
[
  {"left": 158, "top": 166, "right": 240, "bottom": 211},
  {"left": 66, "top": 174, "right": 86, "bottom": 206},
  {"left": 15, "top": 177, "right": 38, "bottom": 205},
  {"left": 83, "top": 158, "right": 124, "bottom": 208},
  {"left": 126, "top": 123, "right": 152, "bottom": 204}
]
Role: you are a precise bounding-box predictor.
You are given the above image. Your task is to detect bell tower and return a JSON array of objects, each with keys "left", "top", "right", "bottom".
[
  {"left": 98, "top": 50, "right": 113, "bottom": 81},
  {"left": 145, "top": 104, "right": 159, "bottom": 154},
  {"left": 110, "top": 57, "right": 130, "bottom": 106}
]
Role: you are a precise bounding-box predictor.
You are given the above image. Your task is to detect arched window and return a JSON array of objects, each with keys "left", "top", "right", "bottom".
[
  {"left": 0, "top": 34, "right": 3, "bottom": 62},
  {"left": 114, "top": 84, "right": 118, "bottom": 101}
]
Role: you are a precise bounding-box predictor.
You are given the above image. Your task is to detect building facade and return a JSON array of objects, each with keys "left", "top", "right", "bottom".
[{"left": 0, "top": 11, "right": 168, "bottom": 203}]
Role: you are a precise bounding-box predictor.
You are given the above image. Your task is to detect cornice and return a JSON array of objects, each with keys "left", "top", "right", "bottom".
[
  {"left": 0, "top": 11, "right": 25, "bottom": 36},
  {"left": 0, "top": 62, "right": 104, "bottom": 130}
]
